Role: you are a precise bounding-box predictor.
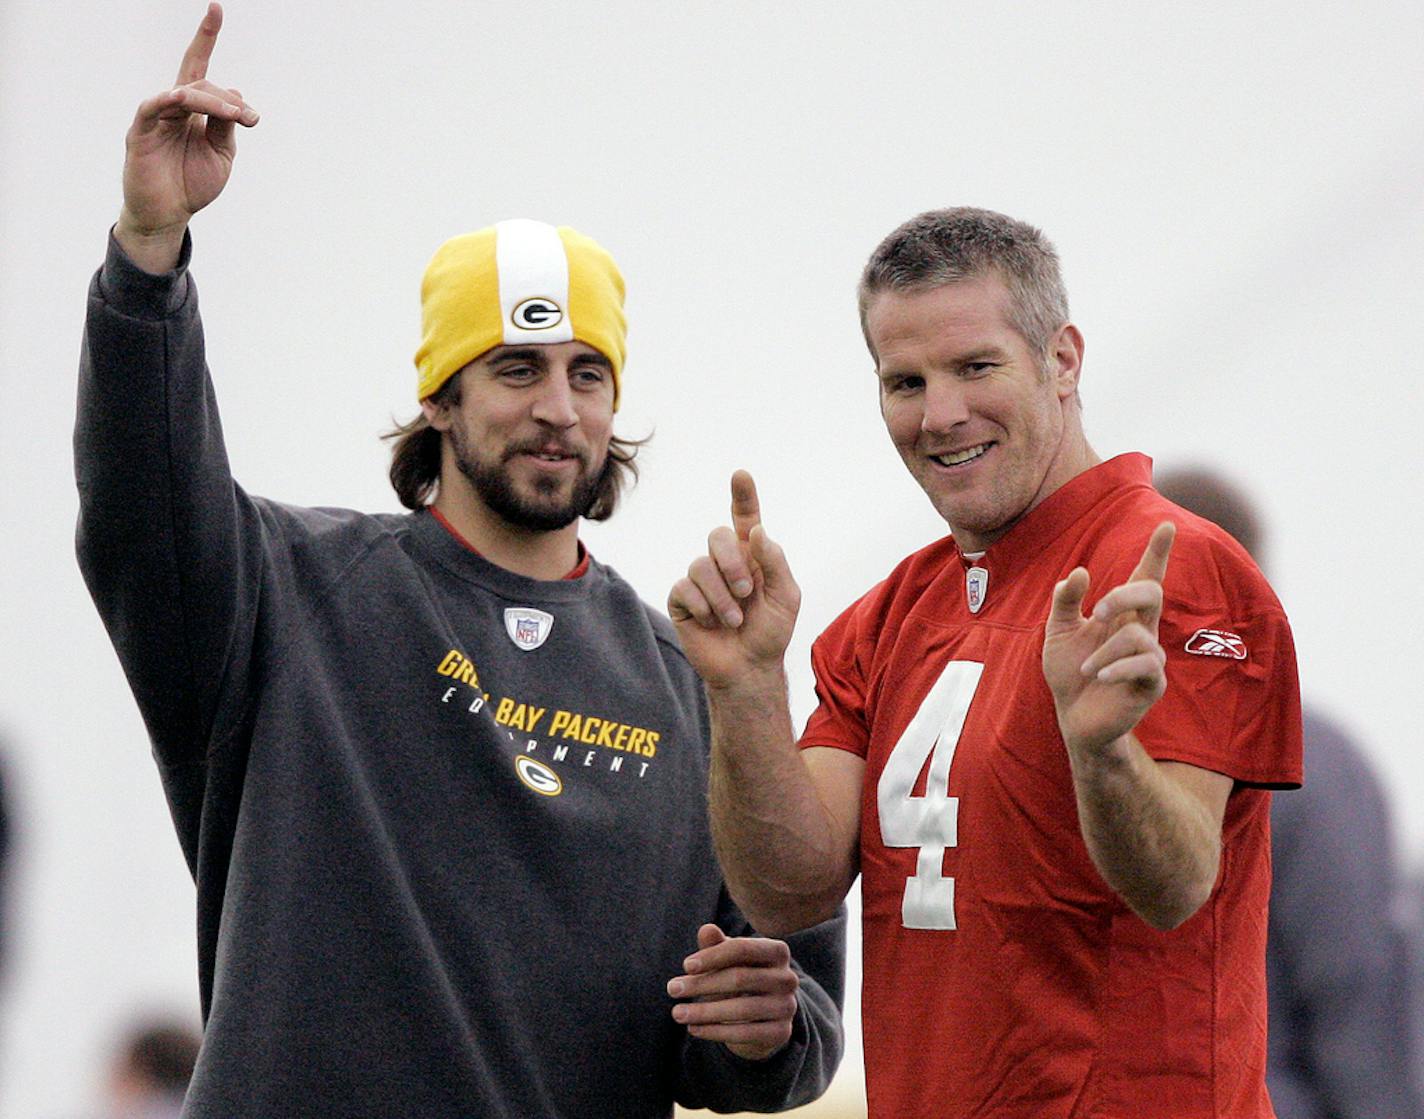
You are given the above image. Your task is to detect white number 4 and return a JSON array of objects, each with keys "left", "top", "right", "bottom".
[{"left": 876, "top": 660, "right": 984, "bottom": 930}]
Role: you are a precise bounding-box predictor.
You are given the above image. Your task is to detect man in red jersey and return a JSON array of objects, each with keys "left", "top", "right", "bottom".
[{"left": 669, "top": 208, "right": 1302, "bottom": 1117}]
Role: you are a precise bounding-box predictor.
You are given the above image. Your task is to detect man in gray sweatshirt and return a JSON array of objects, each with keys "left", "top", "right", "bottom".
[{"left": 74, "top": 5, "right": 844, "bottom": 1115}]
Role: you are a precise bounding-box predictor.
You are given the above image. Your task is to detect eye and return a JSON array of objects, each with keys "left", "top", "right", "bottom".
[
  {"left": 882, "top": 374, "right": 924, "bottom": 395},
  {"left": 962, "top": 362, "right": 996, "bottom": 377},
  {"left": 571, "top": 365, "right": 608, "bottom": 389},
  {"left": 497, "top": 364, "right": 539, "bottom": 383}
]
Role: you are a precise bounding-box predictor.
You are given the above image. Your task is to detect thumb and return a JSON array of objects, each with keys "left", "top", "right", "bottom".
[
  {"left": 697, "top": 923, "right": 726, "bottom": 951},
  {"left": 1047, "top": 567, "right": 1090, "bottom": 628}
]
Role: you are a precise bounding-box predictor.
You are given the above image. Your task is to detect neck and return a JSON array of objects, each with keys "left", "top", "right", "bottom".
[
  {"left": 430, "top": 487, "right": 582, "bottom": 581},
  {"left": 1021, "top": 433, "right": 1100, "bottom": 525},
  {"left": 953, "top": 423, "right": 1101, "bottom": 553},
  {"left": 1041, "top": 426, "right": 1101, "bottom": 507}
]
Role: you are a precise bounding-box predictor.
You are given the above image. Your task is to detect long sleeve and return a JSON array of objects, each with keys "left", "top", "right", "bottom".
[
  {"left": 674, "top": 896, "right": 846, "bottom": 1113},
  {"left": 74, "top": 230, "right": 266, "bottom": 866}
]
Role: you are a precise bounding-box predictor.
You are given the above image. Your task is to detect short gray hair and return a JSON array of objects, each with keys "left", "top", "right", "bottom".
[{"left": 858, "top": 207, "right": 1070, "bottom": 358}]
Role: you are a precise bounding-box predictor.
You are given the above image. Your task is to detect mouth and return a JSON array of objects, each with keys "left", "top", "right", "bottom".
[
  {"left": 508, "top": 444, "right": 584, "bottom": 468},
  {"left": 927, "top": 442, "right": 991, "bottom": 468}
]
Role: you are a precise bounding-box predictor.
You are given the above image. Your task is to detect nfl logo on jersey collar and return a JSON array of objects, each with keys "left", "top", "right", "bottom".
[
  {"left": 959, "top": 550, "right": 990, "bottom": 614},
  {"left": 965, "top": 565, "right": 989, "bottom": 614},
  {"left": 504, "top": 607, "right": 554, "bottom": 651}
]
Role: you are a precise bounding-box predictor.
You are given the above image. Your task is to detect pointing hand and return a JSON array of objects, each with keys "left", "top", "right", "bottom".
[
  {"left": 668, "top": 471, "right": 801, "bottom": 690},
  {"left": 1042, "top": 522, "right": 1175, "bottom": 753},
  {"left": 117, "top": 3, "right": 260, "bottom": 271}
]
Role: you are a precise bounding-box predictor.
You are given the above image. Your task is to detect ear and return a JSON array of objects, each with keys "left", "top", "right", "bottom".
[
  {"left": 1047, "top": 323, "right": 1085, "bottom": 400},
  {"left": 420, "top": 394, "right": 451, "bottom": 431}
]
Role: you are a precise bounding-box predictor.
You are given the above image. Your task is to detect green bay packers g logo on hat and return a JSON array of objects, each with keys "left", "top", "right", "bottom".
[
  {"left": 511, "top": 297, "right": 564, "bottom": 330},
  {"left": 414, "top": 218, "right": 627, "bottom": 408}
]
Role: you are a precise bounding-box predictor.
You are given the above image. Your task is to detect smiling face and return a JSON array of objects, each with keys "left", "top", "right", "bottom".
[
  {"left": 867, "top": 273, "right": 1092, "bottom": 553},
  {"left": 423, "top": 341, "right": 615, "bottom": 532}
]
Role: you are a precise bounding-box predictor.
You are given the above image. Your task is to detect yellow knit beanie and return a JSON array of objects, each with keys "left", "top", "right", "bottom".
[{"left": 414, "top": 219, "right": 627, "bottom": 409}]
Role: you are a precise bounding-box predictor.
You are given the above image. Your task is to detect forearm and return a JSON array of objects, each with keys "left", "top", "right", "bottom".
[
  {"left": 707, "top": 673, "right": 856, "bottom": 937},
  {"left": 76, "top": 230, "right": 250, "bottom": 762},
  {"left": 1065, "top": 733, "right": 1221, "bottom": 930},
  {"left": 77, "top": 231, "right": 201, "bottom": 590},
  {"left": 78, "top": 231, "right": 210, "bottom": 568}
]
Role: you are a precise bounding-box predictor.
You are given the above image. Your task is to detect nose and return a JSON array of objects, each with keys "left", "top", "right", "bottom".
[
  {"left": 530, "top": 373, "right": 579, "bottom": 429},
  {"left": 920, "top": 377, "right": 970, "bottom": 434}
]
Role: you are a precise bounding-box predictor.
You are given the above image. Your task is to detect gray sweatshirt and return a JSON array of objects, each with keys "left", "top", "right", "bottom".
[{"left": 75, "top": 233, "right": 844, "bottom": 1117}]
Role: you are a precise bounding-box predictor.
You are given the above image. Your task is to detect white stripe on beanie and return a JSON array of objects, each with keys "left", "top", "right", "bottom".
[{"left": 495, "top": 219, "right": 575, "bottom": 345}]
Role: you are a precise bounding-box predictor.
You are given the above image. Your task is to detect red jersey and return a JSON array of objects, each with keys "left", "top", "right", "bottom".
[{"left": 801, "top": 455, "right": 1301, "bottom": 1118}]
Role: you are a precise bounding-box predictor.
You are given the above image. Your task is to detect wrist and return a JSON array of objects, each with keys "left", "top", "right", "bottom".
[
  {"left": 114, "top": 211, "right": 189, "bottom": 274},
  {"left": 703, "top": 664, "right": 788, "bottom": 705},
  {"left": 1061, "top": 726, "right": 1136, "bottom": 769}
]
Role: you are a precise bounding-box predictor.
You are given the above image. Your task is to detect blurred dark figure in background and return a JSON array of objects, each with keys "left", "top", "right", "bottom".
[
  {"left": 1156, "top": 467, "right": 1422, "bottom": 1119},
  {"left": 102, "top": 1019, "right": 200, "bottom": 1119},
  {"left": 0, "top": 744, "right": 12, "bottom": 982}
]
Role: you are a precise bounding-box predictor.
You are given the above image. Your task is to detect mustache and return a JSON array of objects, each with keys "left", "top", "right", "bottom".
[{"left": 502, "top": 439, "right": 588, "bottom": 466}]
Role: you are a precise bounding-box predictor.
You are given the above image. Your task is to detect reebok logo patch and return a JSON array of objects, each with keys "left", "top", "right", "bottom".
[{"left": 1185, "top": 629, "right": 1247, "bottom": 660}]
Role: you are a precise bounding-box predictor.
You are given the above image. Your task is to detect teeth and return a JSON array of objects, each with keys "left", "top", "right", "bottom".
[{"left": 932, "top": 444, "right": 988, "bottom": 467}]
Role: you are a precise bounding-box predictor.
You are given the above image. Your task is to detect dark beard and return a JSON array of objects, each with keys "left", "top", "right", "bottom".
[{"left": 450, "top": 428, "right": 603, "bottom": 532}]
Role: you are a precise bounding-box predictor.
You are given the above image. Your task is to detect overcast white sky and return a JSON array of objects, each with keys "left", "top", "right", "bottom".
[{"left": 2, "top": 1, "right": 1422, "bottom": 1114}]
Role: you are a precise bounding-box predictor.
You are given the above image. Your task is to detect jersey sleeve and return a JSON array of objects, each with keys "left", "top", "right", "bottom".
[
  {"left": 798, "top": 595, "right": 875, "bottom": 757},
  {"left": 1126, "top": 520, "right": 1303, "bottom": 787}
]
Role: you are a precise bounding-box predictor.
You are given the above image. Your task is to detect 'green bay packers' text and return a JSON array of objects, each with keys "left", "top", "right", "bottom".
[
  {"left": 435, "top": 647, "right": 659, "bottom": 757},
  {"left": 436, "top": 648, "right": 481, "bottom": 689}
]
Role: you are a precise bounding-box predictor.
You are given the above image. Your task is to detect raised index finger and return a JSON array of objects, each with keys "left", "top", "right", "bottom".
[
  {"left": 1128, "top": 521, "right": 1176, "bottom": 585},
  {"left": 176, "top": 3, "right": 224, "bottom": 86},
  {"left": 730, "top": 469, "right": 762, "bottom": 543}
]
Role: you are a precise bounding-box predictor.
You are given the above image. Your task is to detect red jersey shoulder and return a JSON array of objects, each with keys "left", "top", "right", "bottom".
[
  {"left": 1068, "top": 485, "right": 1294, "bottom": 686},
  {"left": 1080, "top": 487, "right": 1281, "bottom": 617}
]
